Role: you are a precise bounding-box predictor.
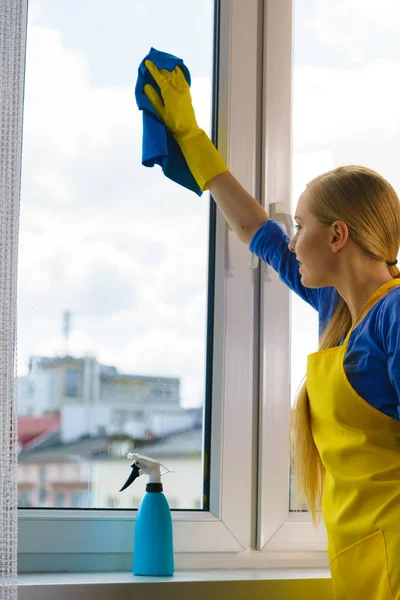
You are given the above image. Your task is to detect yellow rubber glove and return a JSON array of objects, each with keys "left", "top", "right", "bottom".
[{"left": 144, "top": 59, "right": 228, "bottom": 192}]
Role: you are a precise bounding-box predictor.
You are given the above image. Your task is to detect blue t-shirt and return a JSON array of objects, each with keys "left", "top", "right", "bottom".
[{"left": 249, "top": 220, "right": 400, "bottom": 421}]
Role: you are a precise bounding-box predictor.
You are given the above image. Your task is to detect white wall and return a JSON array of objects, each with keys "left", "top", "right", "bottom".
[{"left": 60, "top": 404, "right": 110, "bottom": 443}]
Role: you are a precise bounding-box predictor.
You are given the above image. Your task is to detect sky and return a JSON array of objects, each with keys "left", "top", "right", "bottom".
[{"left": 18, "top": 0, "right": 400, "bottom": 412}]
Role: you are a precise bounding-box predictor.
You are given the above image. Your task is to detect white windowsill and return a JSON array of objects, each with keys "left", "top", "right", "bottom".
[
  {"left": 19, "top": 568, "right": 331, "bottom": 585},
  {"left": 18, "top": 569, "right": 333, "bottom": 600}
]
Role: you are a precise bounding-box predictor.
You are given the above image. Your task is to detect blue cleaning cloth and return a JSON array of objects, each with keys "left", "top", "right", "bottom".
[{"left": 135, "top": 47, "right": 202, "bottom": 196}]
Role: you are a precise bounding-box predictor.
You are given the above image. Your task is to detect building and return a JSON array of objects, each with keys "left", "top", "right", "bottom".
[
  {"left": 18, "top": 426, "right": 203, "bottom": 510},
  {"left": 18, "top": 353, "right": 204, "bottom": 510},
  {"left": 19, "top": 354, "right": 193, "bottom": 441}
]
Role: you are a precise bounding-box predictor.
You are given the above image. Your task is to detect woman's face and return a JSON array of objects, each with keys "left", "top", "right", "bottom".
[{"left": 288, "top": 190, "right": 342, "bottom": 289}]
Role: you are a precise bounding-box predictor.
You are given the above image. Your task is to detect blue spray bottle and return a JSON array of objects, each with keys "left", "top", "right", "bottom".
[{"left": 119, "top": 453, "right": 174, "bottom": 576}]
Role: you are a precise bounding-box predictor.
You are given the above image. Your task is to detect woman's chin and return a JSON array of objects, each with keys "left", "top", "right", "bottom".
[{"left": 300, "top": 272, "right": 320, "bottom": 289}]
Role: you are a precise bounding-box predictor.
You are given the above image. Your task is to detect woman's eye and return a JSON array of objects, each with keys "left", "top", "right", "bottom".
[{"left": 294, "top": 224, "right": 301, "bottom": 232}]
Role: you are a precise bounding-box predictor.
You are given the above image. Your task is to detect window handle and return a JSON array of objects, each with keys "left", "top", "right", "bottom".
[
  {"left": 269, "top": 202, "right": 294, "bottom": 237},
  {"left": 248, "top": 203, "right": 293, "bottom": 270},
  {"left": 249, "top": 252, "right": 259, "bottom": 270}
]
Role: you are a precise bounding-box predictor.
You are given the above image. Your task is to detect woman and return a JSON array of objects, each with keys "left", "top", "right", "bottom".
[{"left": 143, "top": 60, "right": 400, "bottom": 600}]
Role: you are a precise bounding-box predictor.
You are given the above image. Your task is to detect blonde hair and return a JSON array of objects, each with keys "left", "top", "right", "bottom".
[{"left": 289, "top": 165, "right": 400, "bottom": 526}]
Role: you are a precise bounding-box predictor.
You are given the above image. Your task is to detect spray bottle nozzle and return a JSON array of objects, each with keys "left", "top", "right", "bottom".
[
  {"left": 119, "top": 462, "right": 141, "bottom": 492},
  {"left": 119, "top": 453, "right": 173, "bottom": 492}
]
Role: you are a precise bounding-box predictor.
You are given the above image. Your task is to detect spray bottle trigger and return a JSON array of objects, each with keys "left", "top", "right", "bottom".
[{"left": 119, "top": 462, "right": 141, "bottom": 492}]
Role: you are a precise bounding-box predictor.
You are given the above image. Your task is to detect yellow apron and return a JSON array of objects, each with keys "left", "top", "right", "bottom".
[{"left": 307, "top": 279, "right": 400, "bottom": 600}]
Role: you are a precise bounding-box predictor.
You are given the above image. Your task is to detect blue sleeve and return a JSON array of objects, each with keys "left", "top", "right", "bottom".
[{"left": 380, "top": 292, "right": 400, "bottom": 418}]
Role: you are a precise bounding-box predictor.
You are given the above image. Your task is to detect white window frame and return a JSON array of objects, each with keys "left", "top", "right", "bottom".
[
  {"left": 18, "top": 0, "right": 263, "bottom": 572},
  {"left": 257, "top": 0, "right": 328, "bottom": 558},
  {"left": 17, "top": 0, "right": 330, "bottom": 571}
]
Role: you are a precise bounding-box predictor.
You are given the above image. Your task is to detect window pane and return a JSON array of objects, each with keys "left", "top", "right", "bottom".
[
  {"left": 18, "top": 0, "right": 215, "bottom": 510},
  {"left": 290, "top": 0, "right": 400, "bottom": 511}
]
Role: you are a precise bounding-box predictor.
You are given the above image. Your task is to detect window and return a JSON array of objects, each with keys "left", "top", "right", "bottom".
[
  {"left": 72, "top": 491, "right": 88, "bottom": 509},
  {"left": 54, "top": 492, "right": 66, "bottom": 507},
  {"left": 258, "top": 0, "right": 400, "bottom": 554},
  {"left": 39, "top": 489, "right": 47, "bottom": 507},
  {"left": 64, "top": 369, "right": 80, "bottom": 398},
  {"left": 19, "top": 491, "right": 32, "bottom": 508},
  {"left": 19, "top": 0, "right": 395, "bottom": 574},
  {"left": 39, "top": 468, "right": 46, "bottom": 485},
  {"left": 19, "top": 0, "right": 261, "bottom": 572},
  {"left": 18, "top": 0, "right": 215, "bottom": 513}
]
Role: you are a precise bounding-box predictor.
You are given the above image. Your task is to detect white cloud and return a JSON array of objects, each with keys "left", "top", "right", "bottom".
[
  {"left": 293, "top": 60, "right": 400, "bottom": 150},
  {"left": 24, "top": 26, "right": 141, "bottom": 155},
  {"left": 309, "top": 0, "right": 400, "bottom": 63}
]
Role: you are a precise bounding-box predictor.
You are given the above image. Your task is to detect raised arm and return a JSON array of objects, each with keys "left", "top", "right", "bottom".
[{"left": 207, "top": 172, "right": 269, "bottom": 243}]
